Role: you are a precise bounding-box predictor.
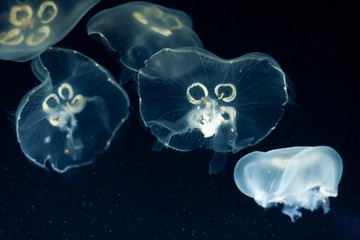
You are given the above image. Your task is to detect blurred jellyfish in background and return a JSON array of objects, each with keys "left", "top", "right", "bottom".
[
  {"left": 16, "top": 47, "right": 130, "bottom": 173},
  {"left": 0, "top": 0, "right": 100, "bottom": 62},
  {"left": 234, "top": 146, "right": 343, "bottom": 222},
  {"left": 137, "top": 47, "right": 291, "bottom": 174},
  {"left": 86, "top": 1, "right": 203, "bottom": 83}
]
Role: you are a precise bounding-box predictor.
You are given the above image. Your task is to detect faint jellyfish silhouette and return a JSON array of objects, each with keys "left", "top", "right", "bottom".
[
  {"left": 234, "top": 146, "right": 343, "bottom": 222},
  {"left": 16, "top": 47, "right": 130, "bottom": 173},
  {"left": 86, "top": 1, "right": 203, "bottom": 82},
  {"left": 0, "top": 0, "right": 100, "bottom": 62},
  {"left": 137, "top": 47, "right": 291, "bottom": 174}
]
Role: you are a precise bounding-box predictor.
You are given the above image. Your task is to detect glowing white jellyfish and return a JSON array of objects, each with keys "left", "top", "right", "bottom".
[
  {"left": 137, "top": 47, "right": 291, "bottom": 174},
  {"left": 16, "top": 47, "right": 130, "bottom": 173},
  {"left": 86, "top": 1, "right": 203, "bottom": 73},
  {"left": 0, "top": 0, "right": 100, "bottom": 62},
  {"left": 234, "top": 146, "right": 343, "bottom": 222}
]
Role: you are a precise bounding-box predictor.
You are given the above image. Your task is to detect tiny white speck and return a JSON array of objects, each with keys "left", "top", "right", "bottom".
[{"left": 44, "top": 136, "right": 51, "bottom": 143}]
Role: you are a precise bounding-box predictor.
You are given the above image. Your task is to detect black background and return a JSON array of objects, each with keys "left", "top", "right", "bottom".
[{"left": 0, "top": 0, "right": 359, "bottom": 239}]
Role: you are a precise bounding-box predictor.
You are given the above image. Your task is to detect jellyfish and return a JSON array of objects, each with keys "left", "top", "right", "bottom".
[
  {"left": 16, "top": 47, "right": 130, "bottom": 173},
  {"left": 234, "top": 146, "right": 343, "bottom": 222},
  {"left": 0, "top": 0, "right": 100, "bottom": 62},
  {"left": 137, "top": 47, "right": 291, "bottom": 174},
  {"left": 86, "top": 1, "right": 203, "bottom": 81}
]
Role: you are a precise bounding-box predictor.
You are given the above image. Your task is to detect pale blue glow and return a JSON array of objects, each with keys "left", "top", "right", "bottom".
[{"left": 234, "top": 146, "right": 343, "bottom": 222}]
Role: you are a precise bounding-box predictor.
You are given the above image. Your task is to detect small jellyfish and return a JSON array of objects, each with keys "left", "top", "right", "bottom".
[
  {"left": 86, "top": 1, "right": 203, "bottom": 72},
  {"left": 234, "top": 146, "right": 343, "bottom": 222},
  {"left": 16, "top": 47, "right": 130, "bottom": 173},
  {"left": 0, "top": 0, "right": 100, "bottom": 62},
  {"left": 137, "top": 47, "right": 290, "bottom": 173}
]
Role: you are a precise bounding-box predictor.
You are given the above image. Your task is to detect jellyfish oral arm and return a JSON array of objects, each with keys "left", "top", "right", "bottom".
[
  {"left": 186, "top": 82, "right": 236, "bottom": 138},
  {"left": 187, "top": 100, "right": 235, "bottom": 138}
]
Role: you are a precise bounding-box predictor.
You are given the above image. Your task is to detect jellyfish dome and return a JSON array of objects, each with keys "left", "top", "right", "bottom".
[
  {"left": 16, "top": 47, "right": 130, "bottom": 173},
  {"left": 86, "top": 1, "right": 203, "bottom": 71},
  {"left": 0, "top": 0, "right": 100, "bottom": 62},
  {"left": 138, "top": 47, "right": 290, "bottom": 155},
  {"left": 234, "top": 146, "right": 343, "bottom": 222}
]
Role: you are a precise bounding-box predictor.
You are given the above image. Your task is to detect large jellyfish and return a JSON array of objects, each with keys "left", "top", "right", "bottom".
[
  {"left": 0, "top": 0, "right": 100, "bottom": 62},
  {"left": 86, "top": 1, "right": 203, "bottom": 73},
  {"left": 16, "top": 47, "right": 130, "bottom": 173},
  {"left": 234, "top": 146, "right": 343, "bottom": 222},
  {"left": 137, "top": 47, "right": 291, "bottom": 174}
]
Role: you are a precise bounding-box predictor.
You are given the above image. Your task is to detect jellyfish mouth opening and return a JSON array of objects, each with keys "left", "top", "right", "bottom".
[
  {"left": 222, "top": 112, "right": 230, "bottom": 121},
  {"left": 187, "top": 98, "right": 236, "bottom": 138},
  {"left": 186, "top": 82, "right": 237, "bottom": 138}
]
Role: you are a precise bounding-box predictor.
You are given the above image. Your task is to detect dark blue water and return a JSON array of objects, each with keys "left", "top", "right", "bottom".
[{"left": 0, "top": 0, "right": 358, "bottom": 239}]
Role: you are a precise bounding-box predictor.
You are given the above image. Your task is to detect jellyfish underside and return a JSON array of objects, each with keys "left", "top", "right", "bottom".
[
  {"left": 186, "top": 82, "right": 237, "bottom": 139},
  {"left": 138, "top": 48, "right": 290, "bottom": 173},
  {"left": 16, "top": 47, "right": 129, "bottom": 172},
  {"left": 234, "top": 146, "right": 343, "bottom": 221},
  {"left": 38, "top": 83, "right": 111, "bottom": 161},
  {"left": 185, "top": 82, "right": 237, "bottom": 175}
]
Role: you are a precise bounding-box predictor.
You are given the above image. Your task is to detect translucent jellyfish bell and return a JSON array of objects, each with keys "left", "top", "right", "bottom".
[
  {"left": 16, "top": 47, "right": 130, "bottom": 173},
  {"left": 234, "top": 146, "right": 343, "bottom": 222},
  {"left": 138, "top": 47, "right": 290, "bottom": 173},
  {"left": 86, "top": 1, "right": 203, "bottom": 72},
  {"left": 0, "top": 0, "right": 100, "bottom": 62}
]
